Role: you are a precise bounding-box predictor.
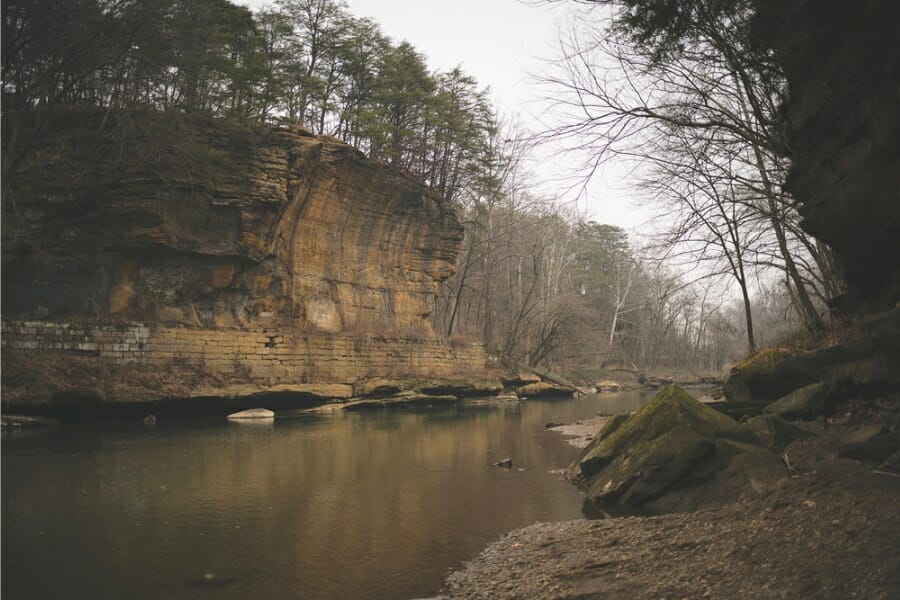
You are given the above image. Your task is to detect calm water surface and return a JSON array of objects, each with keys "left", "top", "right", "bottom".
[{"left": 3, "top": 391, "right": 651, "bottom": 599}]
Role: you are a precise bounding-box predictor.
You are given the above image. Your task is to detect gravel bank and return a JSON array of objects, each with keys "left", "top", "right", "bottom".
[
  {"left": 444, "top": 424, "right": 900, "bottom": 599},
  {"left": 547, "top": 416, "right": 611, "bottom": 448}
]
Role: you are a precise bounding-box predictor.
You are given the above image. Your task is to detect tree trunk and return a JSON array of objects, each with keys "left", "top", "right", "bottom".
[{"left": 732, "top": 72, "right": 824, "bottom": 333}]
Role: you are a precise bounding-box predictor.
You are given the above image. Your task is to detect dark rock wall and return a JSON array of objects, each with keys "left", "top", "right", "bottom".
[{"left": 755, "top": 0, "right": 900, "bottom": 309}]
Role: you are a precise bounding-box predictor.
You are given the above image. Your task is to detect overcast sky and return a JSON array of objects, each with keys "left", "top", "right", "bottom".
[{"left": 240, "top": 0, "right": 650, "bottom": 233}]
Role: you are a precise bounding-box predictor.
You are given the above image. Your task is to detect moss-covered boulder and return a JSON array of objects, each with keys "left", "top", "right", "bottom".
[
  {"left": 568, "top": 385, "right": 785, "bottom": 512},
  {"left": 723, "top": 311, "right": 900, "bottom": 408},
  {"left": 417, "top": 379, "right": 503, "bottom": 398},
  {"left": 501, "top": 372, "right": 542, "bottom": 387},
  {"left": 722, "top": 348, "right": 794, "bottom": 404},
  {"left": 516, "top": 382, "right": 575, "bottom": 398}
]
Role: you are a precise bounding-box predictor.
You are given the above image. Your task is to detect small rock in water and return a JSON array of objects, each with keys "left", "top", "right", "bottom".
[
  {"left": 1, "top": 414, "right": 59, "bottom": 428},
  {"left": 494, "top": 458, "right": 513, "bottom": 468},
  {"left": 227, "top": 408, "right": 275, "bottom": 420},
  {"left": 187, "top": 572, "right": 238, "bottom": 588},
  {"left": 545, "top": 421, "right": 562, "bottom": 429}
]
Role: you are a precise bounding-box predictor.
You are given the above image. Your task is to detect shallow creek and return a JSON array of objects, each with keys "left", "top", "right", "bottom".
[{"left": 2, "top": 391, "right": 652, "bottom": 599}]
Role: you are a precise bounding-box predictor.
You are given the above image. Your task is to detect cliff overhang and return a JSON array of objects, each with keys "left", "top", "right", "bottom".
[{"left": 753, "top": 0, "right": 900, "bottom": 311}]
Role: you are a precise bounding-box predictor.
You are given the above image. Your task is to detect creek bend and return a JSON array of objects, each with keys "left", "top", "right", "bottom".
[{"left": 2, "top": 391, "right": 652, "bottom": 599}]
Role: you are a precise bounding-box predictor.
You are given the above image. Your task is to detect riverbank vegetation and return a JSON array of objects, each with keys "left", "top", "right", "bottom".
[{"left": 3, "top": 0, "right": 843, "bottom": 377}]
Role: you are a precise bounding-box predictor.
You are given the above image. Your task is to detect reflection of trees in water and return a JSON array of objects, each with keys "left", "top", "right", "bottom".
[{"left": 4, "top": 395, "right": 648, "bottom": 598}]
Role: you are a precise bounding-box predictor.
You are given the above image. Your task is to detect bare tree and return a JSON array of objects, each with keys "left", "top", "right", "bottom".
[{"left": 534, "top": 11, "right": 842, "bottom": 350}]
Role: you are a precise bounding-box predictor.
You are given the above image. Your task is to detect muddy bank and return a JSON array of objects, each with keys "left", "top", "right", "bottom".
[{"left": 444, "top": 424, "right": 900, "bottom": 599}]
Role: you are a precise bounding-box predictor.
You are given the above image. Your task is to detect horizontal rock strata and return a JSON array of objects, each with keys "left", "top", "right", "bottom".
[{"left": 1, "top": 113, "right": 488, "bottom": 410}]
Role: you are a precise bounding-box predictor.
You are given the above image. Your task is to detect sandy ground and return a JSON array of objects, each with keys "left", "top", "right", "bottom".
[
  {"left": 443, "top": 423, "right": 900, "bottom": 599},
  {"left": 547, "top": 416, "right": 611, "bottom": 449}
]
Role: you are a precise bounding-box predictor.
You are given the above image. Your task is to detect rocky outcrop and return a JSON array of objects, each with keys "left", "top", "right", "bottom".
[
  {"left": 744, "top": 414, "right": 813, "bottom": 452},
  {"left": 837, "top": 425, "right": 897, "bottom": 465},
  {"left": 595, "top": 380, "right": 621, "bottom": 392},
  {"left": 723, "top": 308, "right": 900, "bottom": 410},
  {"left": 568, "top": 385, "right": 785, "bottom": 512},
  {"left": 754, "top": 0, "right": 900, "bottom": 310},
  {"left": 338, "top": 392, "right": 459, "bottom": 411},
  {"left": 516, "top": 382, "right": 575, "bottom": 398},
  {"left": 762, "top": 382, "right": 835, "bottom": 420},
  {"left": 2, "top": 111, "right": 462, "bottom": 335},
  {"left": 1, "top": 112, "right": 490, "bottom": 412}
]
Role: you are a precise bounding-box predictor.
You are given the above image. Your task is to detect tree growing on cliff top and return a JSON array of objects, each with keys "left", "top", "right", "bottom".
[{"left": 3, "top": 0, "right": 509, "bottom": 227}]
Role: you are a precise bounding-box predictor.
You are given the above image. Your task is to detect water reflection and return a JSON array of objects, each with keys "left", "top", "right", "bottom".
[{"left": 2, "top": 391, "right": 651, "bottom": 599}]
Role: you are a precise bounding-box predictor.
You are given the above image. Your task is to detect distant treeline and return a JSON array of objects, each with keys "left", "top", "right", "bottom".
[{"left": 2, "top": 0, "right": 497, "bottom": 205}]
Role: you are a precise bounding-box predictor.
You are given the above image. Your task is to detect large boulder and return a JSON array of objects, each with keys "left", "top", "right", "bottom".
[
  {"left": 722, "top": 348, "right": 801, "bottom": 404},
  {"left": 838, "top": 425, "right": 898, "bottom": 464},
  {"left": 568, "top": 385, "right": 785, "bottom": 512},
  {"left": 762, "top": 382, "right": 835, "bottom": 420},
  {"left": 723, "top": 313, "right": 900, "bottom": 411},
  {"left": 744, "top": 414, "right": 814, "bottom": 451}
]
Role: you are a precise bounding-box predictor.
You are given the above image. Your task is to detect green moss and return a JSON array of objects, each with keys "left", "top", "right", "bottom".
[
  {"left": 596, "top": 385, "right": 752, "bottom": 451},
  {"left": 731, "top": 348, "right": 792, "bottom": 376},
  {"left": 572, "top": 385, "right": 759, "bottom": 501},
  {"left": 595, "top": 413, "right": 629, "bottom": 443}
]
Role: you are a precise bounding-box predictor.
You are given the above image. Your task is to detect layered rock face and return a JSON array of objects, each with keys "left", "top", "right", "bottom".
[
  {"left": 754, "top": 0, "right": 900, "bottom": 309},
  {"left": 2, "top": 112, "right": 461, "bottom": 335},
  {"left": 1, "top": 112, "right": 485, "bottom": 409}
]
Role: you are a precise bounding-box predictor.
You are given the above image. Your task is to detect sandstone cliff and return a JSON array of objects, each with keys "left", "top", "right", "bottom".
[
  {"left": 3, "top": 111, "right": 462, "bottom": 335},
  {"left": 1, "top": 112, "right": 486, "bottom": 412}
]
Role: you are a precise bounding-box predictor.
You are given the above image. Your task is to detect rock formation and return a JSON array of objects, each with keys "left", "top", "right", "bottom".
[
  {"left": 568, "top": 385, "right": 785, "bottom": 513},
  {"left": 754, "top": 0, "right": 900, "bottom": 310},
  {"left": 2, "top": 111, "right": 462, "bottom": 335},
  {"left": 1, "top": 111, "right": 488, "bottom": 412},
  {"left": 722, "top": 309, "right": 900, "bottom": 411}
]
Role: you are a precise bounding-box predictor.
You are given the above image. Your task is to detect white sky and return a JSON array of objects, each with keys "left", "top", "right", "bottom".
[{"left": 240, "top": 0, "right": 651, "bottom": 233}]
